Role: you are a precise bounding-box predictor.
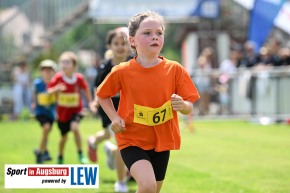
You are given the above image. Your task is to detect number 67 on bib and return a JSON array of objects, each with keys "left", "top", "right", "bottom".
[{"left": 133, "top": 100, "right": 174, "bottom": 126}]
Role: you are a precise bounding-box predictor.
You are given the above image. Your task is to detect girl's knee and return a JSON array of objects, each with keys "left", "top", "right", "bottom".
[
  {"left": 103, "top": 129, "right": 111, "bottom": 139},
  {"left": 43, "top": 124, "right": 51, "bottom": 132},
  {"left": 71, "top": 128, "right": 79, "bottom": 133},
  {"left": 70, "top": 122, "right": 79, "bottom": 132},
  {"left": 138, "top": 180, "right": 157, "bottom": 193},
  {"left": 60, "top": 135, "right": 68, "bottom": 141}
]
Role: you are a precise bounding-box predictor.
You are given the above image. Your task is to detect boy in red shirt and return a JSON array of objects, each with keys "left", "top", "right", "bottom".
[{"left": 48, "top": 51, "right": 93, "bottom": 164}]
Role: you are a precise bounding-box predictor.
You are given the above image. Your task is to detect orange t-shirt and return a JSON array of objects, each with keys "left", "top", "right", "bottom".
[{"left": 96, "top": 56, "right": 200, "bottom": 152}]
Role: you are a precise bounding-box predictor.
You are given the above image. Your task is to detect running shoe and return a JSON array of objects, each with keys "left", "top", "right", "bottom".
[
  {"left": 114, "top": 181, "right": 128, "bottom": 192},
  {"left": 35, "top": 152, "right": 43, "bottom": 164},
  {"left": 79, "top": 154, "right": 89, "bottom": 164},
  {"left": 87, "top": 135, "right": 97, "bottom": 162},
  {"left": 104, "top": 141, "right": 116, "bottom": 170},
  {"left": 57, "top": 157, "right": 63, "bottom": 164},
  {"left": 34, "top": 149, "right": 52, "bottom": 161},
  {"left": 43, "top": 150, "right": 52, "bottom": 161}
]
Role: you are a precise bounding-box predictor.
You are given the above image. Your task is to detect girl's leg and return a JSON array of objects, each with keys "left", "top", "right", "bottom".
[
  {"left": 87, "top": 128, "right": 111, "bottom": 163},
  {"left": 59, "top": 135, "right": 67, "bottom": 156},
  {"left": 94, "top": 128, "right": 111, "bottom": 146},
  {"left": 71, "top": 121, "right": 88, "bottom": 164},
  {"left": 39, "top": 123, "right": 51, "bottom": 151},
  {"left": 121, "top": 147, "right": 169, "bottom": 193},
  {"left": 150, "top": 150, "right": 170, "bottom": 193},
  {"left": 111, "top": 148, "right": 128, "bottom": 192},
  {"left": 156, "top": 181, "right": 164, "bottom": 193},
  {"left": 116, "top": 150, "right": 126, "bottom": 182},
  {"left": 92, "top": 109, "right": 113, "bottom": 147},
  {"left": 57, "top": 121, "right": 70, "bottom": 164},
  {"left": 130, "top": 160, "right": 157, "bottom": 193},
  {"left": 71, "top": 121, "right": 81, "bottom": 150}
]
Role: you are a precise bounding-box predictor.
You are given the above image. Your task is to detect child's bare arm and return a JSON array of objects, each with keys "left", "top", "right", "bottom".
[
  {"left": 84, "top": 87, "right": 93, "bottom": 104},
  {"left": 47, "top": 84, "right": 66, "bottom": 94},
  {"left": 171, "top": 94, "right": 193, "bottom": 115},
  {"left": 83, "top": 87, "right": 97, "bottom": 113},
  {"left": 98, "top": 97, "right": 125, "bottom": 133}
]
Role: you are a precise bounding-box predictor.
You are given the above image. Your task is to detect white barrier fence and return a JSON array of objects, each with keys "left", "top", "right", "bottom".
[{"left": 191, "top": 66, "right": 290, "bottom": 121}]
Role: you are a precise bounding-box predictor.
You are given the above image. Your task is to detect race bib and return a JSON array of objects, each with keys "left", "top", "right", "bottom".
[
  {"left": 58, "top": 93, "right": 79, "bottom": 107},
  {"left": 133, "top": 100, "right": 173, "bottom": 126},
  {"left": 37, "top": 93, "right": 56, "bottom": 106}
]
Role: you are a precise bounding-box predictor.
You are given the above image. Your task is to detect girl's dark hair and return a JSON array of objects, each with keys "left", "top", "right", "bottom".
[
  {"left": 128, "top": 11, "right": 165, "bottom": 51},
  {"left": 106, "top": 29, "right": 128, "bottom": 45}
]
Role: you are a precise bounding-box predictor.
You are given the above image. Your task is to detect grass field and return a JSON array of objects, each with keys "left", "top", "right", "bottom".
[{"left": 0, "top": 117, "right": 290, "bottom": 193}]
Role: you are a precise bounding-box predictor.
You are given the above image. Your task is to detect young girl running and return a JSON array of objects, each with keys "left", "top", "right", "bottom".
[
  {"left": 96, "top": 11, "right": 200, "bottom": 193},
  {"left": 89, "top": 27, "right": 131, "bottom": 192}
]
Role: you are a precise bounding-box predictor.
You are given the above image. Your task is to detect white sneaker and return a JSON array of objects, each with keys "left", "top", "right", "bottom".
[
  {"left": 104, "top": 141, "right": 116, "bottom": 170},
  {"left": 114, "top": 181, "right": 128, "bottom": 192}
]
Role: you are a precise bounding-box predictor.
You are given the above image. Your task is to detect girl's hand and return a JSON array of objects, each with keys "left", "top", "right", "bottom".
[
  {"left": 47, "top": 83, "right": 67, "bottom": 94},
  {"left": 111, "top": 117, "right": 126, "bottom": 133},
  {"left": 56, "top": 83, "right": 66, "bottom": 92},
  {"left": 171, "top": 94, "right": 185, "bottom": 112},
  {"left": 89, "top": 100, "right": 98, "bottom": 113}
]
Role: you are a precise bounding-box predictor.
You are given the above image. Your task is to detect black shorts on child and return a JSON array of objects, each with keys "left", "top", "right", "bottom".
[
  {"left": 36, "top": 115, "right": 54, "bottom": 127},
  {"left": 120, "top": 146, "right": 170, "bottom": 181},
  {"left": 57, "top": 113, "right": 83, "bottom": 136}
]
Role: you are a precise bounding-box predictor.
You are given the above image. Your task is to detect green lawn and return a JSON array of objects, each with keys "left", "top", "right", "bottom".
[{"left": 0, "top": 118, "right": 290, "bottom": 193}]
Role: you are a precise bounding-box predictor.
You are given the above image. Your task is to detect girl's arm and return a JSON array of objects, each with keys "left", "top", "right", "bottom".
[
  {"left": 90, "top": 88, "right": 100, "bottom": 112},
  {"left": 171, "top": 94, "right": 193, "bottom": 115},
  {"left": 179, "top": 100, "right": 193, "bottom": 115},
  {"left": 83, "top": 87, "right": 93, "bottom": 104},
  {"left": 47, "top": 84, "right": 66, "bottom": 94},
  {"left": 98, "top": 97, "right": 125, "bottom": 133},
  {"left": 83, "top": 87, "right": 96, "bottom": 113},
  {"left": 89, "top": 97, "right": 99, "bottom": 113}
]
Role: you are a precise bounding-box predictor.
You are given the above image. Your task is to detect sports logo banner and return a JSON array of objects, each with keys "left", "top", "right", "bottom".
[{"left": 5, "top": 164, "right": 99, "bottom": 189}]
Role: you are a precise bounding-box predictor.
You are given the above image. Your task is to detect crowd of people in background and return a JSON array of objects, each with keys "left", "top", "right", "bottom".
[{"left": 193, "top": 38, "right": 290, "bottom": 116}]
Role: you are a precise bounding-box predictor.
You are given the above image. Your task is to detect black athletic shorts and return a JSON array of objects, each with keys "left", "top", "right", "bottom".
[
  {"left": 98, "top": 97, "right": 120, "bottom": 128},
  {"left": 57, "top": 113, "right": 83, "bottom": 136},
  {"left": 120, "top": 146, "right": 170, "bottom": 181},
  {"left": 36, "top": 115, "right": 54, "bottom": 127}
]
